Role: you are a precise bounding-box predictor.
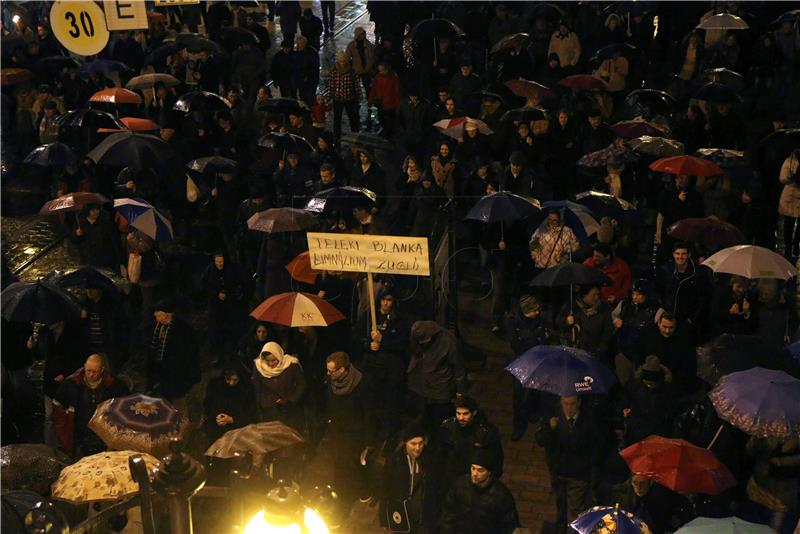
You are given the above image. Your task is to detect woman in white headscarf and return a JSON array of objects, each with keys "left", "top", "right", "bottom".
[{"left": 252, "top": 341, "right": 306, "bottom": 430}]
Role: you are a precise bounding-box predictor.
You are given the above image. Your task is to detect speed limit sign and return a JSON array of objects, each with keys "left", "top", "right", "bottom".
[{"left": 50, "top": 1, "right": 110, "bottom": 56}]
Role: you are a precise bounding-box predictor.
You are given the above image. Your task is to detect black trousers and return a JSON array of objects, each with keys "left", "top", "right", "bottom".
[{"left": 321, "top": 1, "right": 336, "bottom": 32}]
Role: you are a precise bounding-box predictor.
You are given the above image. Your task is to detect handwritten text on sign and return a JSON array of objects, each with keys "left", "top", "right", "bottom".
[{"left": 307, "top": 233, "right": 430, "bottom": 276}]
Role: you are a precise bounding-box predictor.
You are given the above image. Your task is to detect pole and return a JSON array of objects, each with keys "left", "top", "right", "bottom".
[{"left": 367, "top": 271, "right": 377, "bottom": 335}]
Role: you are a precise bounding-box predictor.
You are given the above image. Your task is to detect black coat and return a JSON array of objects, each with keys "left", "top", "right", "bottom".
[
  {"left": 202, "top": 373, "right": 257, "bottom": 443},
  {"left": 439, "top": 412, "right": 504, "bottom": 480},
  {"left": 146, "top": 316, "right": 200, "bottom": 400},
  {"left": 535, "top": 411, "right": 604, "bottom": 481},
  {"left": 635, "top": 324, "right": 697, "bottom": 395},
  {"left": 326, "top": 369, "right": 377, "bottom": 450},
  {"left": 439, "top": 474, "right": 520, "bottom": 534},
  {"left": 252, "top": 363, "right": 306, "bottom": 430},
  {"left": 379, "top": 446, "right": 443, "bottom": 531},
  {"left": 72, "top": 213, "right": 123, "bottom": 271}
]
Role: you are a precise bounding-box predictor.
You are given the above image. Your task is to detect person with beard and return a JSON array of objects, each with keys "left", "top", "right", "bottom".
[
  {"left": 439, "top": 448, "right": 520, "bottom": 534},
  {"left": 252, "top": 341, "right": 306, "bottom": 431},
  {"left": 201, "top": 251, "right": 246, "bottom": 364},
  {"left": 202, "top": 365, "right": 256, "bottom": 444},
  {"left": 439, "top": 396, "right": 504, "bottom": 482},
  {"left": 53, "top": 354, "right": 129, "bottom": 458}
]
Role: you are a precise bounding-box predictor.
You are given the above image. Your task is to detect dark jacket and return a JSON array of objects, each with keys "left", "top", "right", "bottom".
[
  {"left": 509, "top": 310, "right": 549, "bottom": 355},
  {"left": 72, "top": 212, "right": 123, "bottom": 271},
  {"left": 656, "top": 259, "right": 711, "bottom": 327},
  {"left": 407, "top": 321, "right": 467, "bottom": 402},
  {"left": 556, "top": 299, "right": 614, "bottom": 358},
  {"left": 439, "top": 474, "right": 520, "bottom": 534},
  {"left": 535, "top": 411, "right": 603, "bottom": 481},
  {"left": 379, "top": 445, "right": 443, "bottom": 531},
  {"left": 202, "top": 372, "right": 257, "bottom": 443},
  {"left": 350, "top": 161, "right": 387, "bottom": 211},
  {"left": 635, "top": 324, "right": 697, "bottom": 395},
  {"left": 36, "top": 322, "right": 85, "bottom": 398},
  {"left": 147, "top": 316, "right": 200, "bottom": 400},
  {"left": 252, "top": 362, "right": 306, "bottom": 429},
  {"left": 613, "top": 298, "right": 658, "bottom": 359},
  {"left": 326, "top": 367, "right": 377, "bottom": 449},
  {"left": 440, "top": 412, "right": 504, "bottom": 480}
]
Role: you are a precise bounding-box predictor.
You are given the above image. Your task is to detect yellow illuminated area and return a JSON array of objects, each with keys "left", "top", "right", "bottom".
[{"left": 242, "top": 509, "right": 329, "bottom": 534}]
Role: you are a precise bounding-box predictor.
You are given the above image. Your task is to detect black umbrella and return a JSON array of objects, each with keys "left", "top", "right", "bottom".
[
  {"left": 24, "top": 142, "right": 77, "bottom": 167},
  {"left": 55, "top": 109, "right": 123, "bottom": 130},
  {"left": 409, "top": 18, "right": 465, "bottom": 47},
  {"left": 258, "top": 132, "right": 315, "bottom": 157},
  {"left": 701, "top": 67, "right": 744, "bottom": 91},
  {"left": 694, "top": 148, "right": 748, "bottom": 168},
  {"left": 589, "top": 42, "right": 639, "bottom": 63},
  {"left": 44, "top": 266, "right": 122, "bottom": 293},
  {"left": 257, "top": 97, "right": 305, "bottom": 115},
  {"left": 340, "top": 132, "right": 395, "bottom": 152},
  {"left": 624, "top": 89, "right": 676, "bottom": 118},
  {"left": 759, "top": 128, "right": 800, "bottom": 154},
  {"left": 221, "top": 26, "right": 260, "bottom": 46},
  {"left": 694, "top": 82, "right": 742, "bottom": 104},
  {"left": 186, "top": 156, "right": 238, "bottom": 175},
  {"left": 1, "top": 445, "right": 72, "bottom": 496},
  {"left": 500, "top": 107, "right": 547, "bottom": 123},
  {"left": 1, "top": 281, "right": 81, "bottom": 324},
  {"left": 79, "top": 59, "right": 130, "bottom": 76},
  {"left": 2, "top": 490, "right": 49, "bottom": 532},
  {"left": 772, "top": 9, "right": 800, "bottom": 26},
  {"left": 144, "top": 43, "right": 179, "bottom": 66},
  {"left": 305, "top": 186, "right": 377, "bottom": 215},
  {"left": 528, "top": 2, "right": 565, "bottom": 22},
  {"left": 173, "top": 90, "right": 232, "bottom": 113},
  {"left": 178, "top": 34, "right": 222, "bottom": 54},
  {"left": 574, "top": 190, "right": 637, "bottom": 221},
  {"left": 35, "top": 56, "right": 80, "bottom": 74},
  {"left": 87, "top": 132, "right": 172, "bottom": 170},
  {"left": 465, "top": 192, "right": 541, "bottom": 223},
  {"left": 530, "top": 263, "right": 611, "bottom": 287}
]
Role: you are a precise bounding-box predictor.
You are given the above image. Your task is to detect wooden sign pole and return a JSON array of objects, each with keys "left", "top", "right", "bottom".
[{"left": 367, "top": 271, "right": 378, "bottom": 335}]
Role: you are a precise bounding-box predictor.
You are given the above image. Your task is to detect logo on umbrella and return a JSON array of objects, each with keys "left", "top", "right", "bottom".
[
  {"left": 574, "top": 376, "right": 595, "bottom": 392},
  {"left": 131, "top": 401, "right": 158, "bottom": 417}
]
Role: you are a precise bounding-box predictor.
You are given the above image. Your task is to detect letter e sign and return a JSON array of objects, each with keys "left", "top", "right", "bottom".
[
  {"left": 103, "top": 0, "right": 149, "bottom": 31},
  {"left": 50, "top": 1, "right": 110, "bottom": 56}
]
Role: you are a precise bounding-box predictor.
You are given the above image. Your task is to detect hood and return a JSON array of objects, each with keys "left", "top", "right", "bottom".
[{"left": 411, "top": 320, "right": 444, "bottom": 343}]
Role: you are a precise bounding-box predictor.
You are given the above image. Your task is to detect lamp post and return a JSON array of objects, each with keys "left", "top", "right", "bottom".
[
  {"left": 242, "top": 481, "right": 331, "bottom": 534},
  {"left": 151, "top": 439, "right": 206, "bottom": 534}
]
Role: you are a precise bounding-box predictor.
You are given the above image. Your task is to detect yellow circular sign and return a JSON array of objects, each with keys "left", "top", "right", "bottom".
[{"left": 50, "top": 1, "right": 110, "bottom": 57}]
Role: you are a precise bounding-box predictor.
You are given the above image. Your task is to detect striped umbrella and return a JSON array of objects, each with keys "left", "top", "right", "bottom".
[
  {"left": 205, "top": 421, "right": 304, "bottom": 464},
  {"left": 250, "top": 292, "right": 345, "bottom": 327},
  {"left": 113, "top": 198, "right": 174, "bottom": 241}
]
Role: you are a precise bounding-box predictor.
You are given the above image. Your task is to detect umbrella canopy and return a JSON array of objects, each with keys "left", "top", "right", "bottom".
[
  {"left": 701, "top": 67, "right": 744, "bottom": 91},
  {"left": 668, "top": 217, "right": 745, "bottom": 250},
  {"left": 709, "top": 367, "right": 800, "bottom": 438},
  {"left": 559, "top": 75, "right": 608, "bottom": 91},
  {"left": 504, "top": 79, "right": 556, "bottom": 102},
  {"left": 173, "top": 90, "right": 231, "bottom": 113},
  {"left": 465, "top": 192, "right": 541, "bottom": 223},
  {"left": 118, "top": 117, "right": 160, "bottom": 132},
  {"left": 250, "top": 292, "right": 345, "bottom": 327},
  {"left": 1, "top": 281, "right": 81, "bottom": 324},
  {"left": 177, "top": 34, "right": 221, "bottom": 54},
  {"left": 500, "top": 107, "right": 547, "bottom": 123},
  {"left": 702, "top": 245, "right": 797, "bottom": 280},
  {"left": 626, "top": 136, "right": 684, "bottom": 157},
  {"left": 612, "top": 118, "right": 668, "bottom": 139},
  {"left": 125, "top": 73, "right": 180, "bottom": 90},
  {"left": 1, "top": 68, "right": 31, "bottom": 86},
  {"left": 1, "top": 444, "right": 71, "bottom": 496},
  {"left": 694, "top": 148, "right": 747, "bottom": 168},
  {"left": 46, "top": 265, "right": 121, "bottom": 293},
  {"left": 286, "top": 251, "right": 319, "bottom": 285},
  {"left": 590, "top": 42, "right": 639, "bottom": 63},
  {"left": 620, "top": 435, "right": 736, "bottom": 495},
  {"left": 409, "top": 18, "right": 465, "bottom": 47},
  {"left": 89, "top": 394, "right": 189, "bottom": 457},
  {"left": 144, "top": 43, "right": 179, "bottom": 66},
  {"left": 650, "top": 155, "right": 723, "bottom": 177},
  {"left": 257, "top": 132, "right": 315, "bottom": 156},
  {"left": 506, "top": 345, "right": 617, "bottom": 395},
  {"left": 186, "top": 155, "right": 237, "bottom": 175},
  {"left": 88, "top": 132, "right": 172, "bottom": 170},
  {"left": 530, "top": 2, "right": 565, "bottom": 21},
  {"left": 537, "top": 200, "right": 601, "bottom": 240},
  {"left": 79, "top": 59, "right": 130, "bottom": 76},
  {"left": 694, "top": 82, "right": 742, "bottom": 104},
  {"left": 341, "top": 132, "right": 395, "bottom": 153},
  {"left": 113, "top": 198, "right": 174, "bottom": 241},
  {"left": 491, "top": 32, "right": 529, "bottom": 54},
  {"left": 698, "top": 334, "right": 791, "bottom": 385},
  {"left": 696, "top": 13, "right": 749, "bottom": 30},
  {"left": 675, "top": 516, "right": 774, "bottom": 534},
  {"left": 257, "top": 97, "right": 305, "bottom": 115},
  {"left": 575, "top": 191, "right": 636, "bottom": 221},
  {"left": 570, "top": 505, "right": 652, "bottom": 534},
  {"left": 434, "top": 117, "right": 493, "bottom": 138},
  {"left": 40, "top": 192, "right": 109, "bottom": 215},
  {"left": 55, "top": 109, "right": 123, "bottom": 130},
  {"left": 305, "top": 186, "right": 377, "bottom": 215},
  {"left": 577, "top": 143, "right": 638, "bottom": 168},
  {"left": 24, "top": 142, "right": 77, "bottom": 167},
  {"left": 247, "top": 208, "right": 317, "bottom": 233},
  {"left": 625, "top": 89, "right": 676, "bottom": 118},
  {"left": 205, "top": 421, "right": 304, "bottom": 462},
  {"left": 51, "top": 451, "right": 159, "bottom": 504},
  {"left": 772, "top": 9, "right": 800, "bottom": 26},
  {"left": 530, "top": 262, "right": 611, "bottom": 287},
  {"left": 90, "top": 88, "right": 142, "bottom": 105}
]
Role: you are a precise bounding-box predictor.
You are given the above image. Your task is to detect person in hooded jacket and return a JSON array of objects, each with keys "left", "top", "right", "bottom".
[
  {"left": 439, "top": 396, "right": 504, "bottom": 482},
  {"left": 203, "top": 364, "right": 257, "bottom": 444},
  {"left": 408, "top": 172, "right": 446, "bottom": 238},
  {"left": 616, "top": 356, "right": 676, "bottom": 447},
  {"left": 252, "top": 341, "right": 306, "bottom": 432}
]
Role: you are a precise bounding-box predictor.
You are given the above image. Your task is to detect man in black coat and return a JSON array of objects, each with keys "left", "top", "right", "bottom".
[
  {"left": 201, "top": 252, "right": 247, "bottom": 364},
  {"left": 656, "top": 242, "right": 712, "bottom": 335},
  {"left": 270, "top": 40, "right": 295, "bottom": 97},
  {"left": 299, "top": 8, "right": 323, "bottom": 49},
  {"left": 439, "top": 448, "right": 520, "bottom": 534},
  {"left": 634, "top": 311, "right": 698, "bottom": 398},
  {"left": 577, "top": 109, "right": 613, "bottom": 156},
  {"left": 292, "top": 35, "right": 320, "bottom": 107},
  {"left": 72, "top": 205, "right": 123, "bottom": 273},
  {"left": 147, "top": 299, "right": 200, "bottom": 402},
  {"left": 535, "top": 395, "right": 604, "bottom": 533},
  {"left": 80, "top": 285, "right": 129, "bottom": 370},
  {"left": 439, "top": 396, "right": 504, "bottom": 482}
]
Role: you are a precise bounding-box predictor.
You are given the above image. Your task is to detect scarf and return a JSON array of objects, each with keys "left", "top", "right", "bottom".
[
  {"left": 331, "top": 365, "right": 362, "bottom": 396},
  {"left": 254, "top": 341, "right": 300, "bottom": 378}
]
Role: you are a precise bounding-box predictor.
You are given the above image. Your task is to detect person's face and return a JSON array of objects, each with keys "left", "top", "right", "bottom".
[
  {"left": 256, "top": 325, "right": 268, "bottom": 341},
  {"left": 460, "top": 65, "right": 472, "bottom": 77},
  {"left": 470, "top": 464, "right": 490, "bottom": 486},
  {"left": 658, "top": 318, "right": 676, "bottom": 338},
  {"left": 725, "top": 35, "right": 736, "bottom": 47},
  {"left": 320, "top": 169, "right": 334, "bottom": 184},
  {"left": 353, "top": 207, "right": 369, "bottom": 221},
  {"left": 88, "top": 207, "right": 100, "bottom": 219},
  {"left": 589, "top": 116, "right": 601, "bottom": 128},
  {"left": 407, "top": 160, "right": 418, "bottom": 173},
  {"left": 405, "top": 437, "right": 425, "bottom": 459},
  {"left": 549, "top": 57, "right": 559, "bottom": 68},
  {"left": 524, "top": 308, "right": 541, "bottom": 319},
  {"left": 326, "top": 362, "right": 346, "bottom": 380},
  {"left": 631, "top": 475, "right": 652, "bottom": 497},
  {"left": 44, "top": 108, "right": 56, "bottom": 118},
  {"left": 477, "top": 165, "right": 488, "bottom": 178},
  {"left": 154, "top": 310, "right": 174, "bottom": 325},
  {"left": 377, "top": 64, "right": 388, "bottom": 75},
  {"left": 439, "top": 144, "right": 450, "bottom": 158},
  {"left": 409, "top": 95, "right": 419, "bottom": 105},
  {"left": 287, "top": 155, "right": 299, "bottom": 167},
  {"left": 214, "top": 255, "right": 225, "bottom": 270},
  {"left": 608, "top": 18, "right": 618, "bottom": 31},
  {"left": 558, "top": 112, "right": 568, "bottom": 127},
  {"left": 758, "top": 282, "right": 777, "bottom": 302},
  {"left": 264, "top": 354, "right": 280, "bottom": 368},
  {"left": 631, "top": 290, "right": 646, "bottom": 305},
  {"left": 86, "top": 288, "right": 102, "bottom": 301},
  {"left": 37, "top": 25, "right": 47, "bottom": 38},
  {"left": 379, "top": 295, "right": 394, "bottom": 314},
  {"left": 518, "top": 125, "right": 529, "bottom": 138},
  {"left": 510, "top": 163, "right": 522, "bottom": 175},
  {"left": 547, "top": 213, "right": 560, "bottom": 228},
  {"left": 455, "top": 407, "right": 475, "bottom": 427},
  {"left": 675, "top": 175, "right": 689, "bottom": 190},
  {"left": 218, "top": 118, "right": 230, "bottom": 130},
  {"left": 227, "top": 90, "right": 239, "bottom": 103},
  {"left": 438, "top": 91, "right": 448, "bottom": 103},
  {"left": 732, "top": 281, "right": 746, "bottom": 297},
  {"left": 225, "top": 373, "right": 240, "bottom": 387},
  {"left": 84, "top": 359, "right": 104, "bottom": 381},
  {"left": 317, "top": 137, "right": 329, "bottom": 151},
  {"left": 673, "top": 247, "right": 689, "bottom": 267},
  {"left": 561, "top": 396, "right": 580, "bottom": 418},
  {"left": 257, "top": 88, "right": 268, "bottom": 100},
  {"left": 160, "top": 128, "right": 175, "bottom": 141},
  {"left": 38, "top": 92, "right": 48, "bottom": 102},
  {"left": 296, "top": 38, "right": 305, "bottom": 50},
  {"left": 583, "top": 287, "right": 601, "bottom": 306},
  {"left": 592, "top": 251, "right": 609, "bottom": 267},
  {"left": 359, "top": 152, "right": 370, "bottom": 165},
  {"left": 289, "top": 114, "right": 301, "bottom": 127},
  {"left": 466, "top": 126, "right": 478, "bottom": 138},
  {"left": 445, "top": 99, "right": 455, "bottom": 114},
  {"left": 559, "top": 24, "right": 568, "bottom": 34}
]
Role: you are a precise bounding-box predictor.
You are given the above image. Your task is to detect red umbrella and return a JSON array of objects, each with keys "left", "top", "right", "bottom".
[
  {"left": 558, "top": 75, "right": 607, "bottom": 91},
  {"left": 504, "top": 78, "right": 556, "bottom": 102},
  {"left": 250, "top": 292, "right": 345, "bottom": 327},
  {"left": 620, "top": 435, "right": 736, "bottom": 495},
  {"left": 667, "top": 217, "right": 746, "bottom": 250},
  {"left": 286, "top": 251, "right": 318, "bottom": 285},
  {"left": 649, "top": 155, "right": 723, "bottom": 177},
  {"left": 120, "top": 117, "right": 160, "bottom": 131},
  {"left": 39, "top": 192, "right": 109, "bottom": 214},
  {"left": 90, "top": 88, "right": 143, "bottom": 105}
]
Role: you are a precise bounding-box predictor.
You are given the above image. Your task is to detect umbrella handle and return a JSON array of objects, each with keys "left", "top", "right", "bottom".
[{"left": 706, "top": 424, "right": 724, "bottom": 449}]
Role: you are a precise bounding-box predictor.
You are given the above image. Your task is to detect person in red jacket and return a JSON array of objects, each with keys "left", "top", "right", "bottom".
[
  {"left": 368, "top": 61, "right": 401, "bottom": 137},
  {"left": 583, "top": 242, "right": 632, "bottom": 306}
]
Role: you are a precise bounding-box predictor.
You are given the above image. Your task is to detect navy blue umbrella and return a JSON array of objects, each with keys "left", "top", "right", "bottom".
[
  {"left": 535, "top": 200, "right": 600, "bottom": 240},
  {"left": 465, "top": 192, "right": 541, "bottom": 223},
  {"left": 1, "top": 281, "right": 81, "bottom": 324},
  {"left": 79, "top": 59, "right": 130, "bottom": 76},
  {"left": 589, "top": 42, "right": 639, "bottom": 63},
  {"left": 506, "top": 345, "right": 617, "bottom": 395}
]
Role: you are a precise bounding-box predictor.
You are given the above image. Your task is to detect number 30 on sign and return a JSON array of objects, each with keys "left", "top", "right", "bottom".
[{"left": 50, "top": 1, "right": 110, "bottom": 56}]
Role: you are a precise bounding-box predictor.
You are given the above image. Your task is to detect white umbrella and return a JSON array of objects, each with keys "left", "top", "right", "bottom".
[
  {"left": 702, "top": 245, "right": 797, "bottom": 280},
  {"left": 696, "top": 13, "right": 749, "bottom": 30},
  {"left": 113, "top": 198, "right": 174, "bottom": 241},
  {"left": 433, "top": 117, "right": 493, "bottom": 139},
  {"left": 675, "top": 516, "right": 773, "bottom": 534}
]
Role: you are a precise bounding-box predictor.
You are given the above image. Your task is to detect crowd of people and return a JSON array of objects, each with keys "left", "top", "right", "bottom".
[{"left": 2, "top": 1, "right": 800, "bottom": 533}]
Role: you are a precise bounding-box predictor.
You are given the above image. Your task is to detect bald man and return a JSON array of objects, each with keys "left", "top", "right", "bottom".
[{"left": 53, "top": 354, "right": 129, "bottom": 458}]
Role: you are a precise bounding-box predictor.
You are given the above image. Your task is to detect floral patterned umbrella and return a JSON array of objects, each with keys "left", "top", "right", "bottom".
[
  {"left": 570, "top": 505, "right": 651, "bottom": 534},
  {"left": 51, "top": 451, "right": 158, "bottom": 504},
  {"left": 89, "top": 394, "right": 189, "bottom": 457},
  {"left": 577, "top": 142, "right": 638, "bottom": 167}
]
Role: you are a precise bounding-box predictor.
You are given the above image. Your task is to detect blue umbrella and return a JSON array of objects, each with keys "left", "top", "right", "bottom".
[
  {"left": 535, "top": 200, "right": 600, "bottom": 241},
  {"left": 113, "top": 198, "right": 174, "bottom": 241},
  {"left": 465, "top": 192, "right": 541, "bottom": 223},
  {"left": 79, "top": 59, "right": 130, "bottom": 76},
  {"left": 570, "top": 505, "right": 652, "bottom": 534},
  {"left": 709, "top": 367, "right": 800, "bottom": 438},
  {"left": 505, "top": 345, "right": 616, "bottom": 395}
]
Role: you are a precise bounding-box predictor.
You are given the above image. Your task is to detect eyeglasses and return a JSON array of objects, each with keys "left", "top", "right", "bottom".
[{"left": 327, "top": 367, "right": 342, "bottom": 375}]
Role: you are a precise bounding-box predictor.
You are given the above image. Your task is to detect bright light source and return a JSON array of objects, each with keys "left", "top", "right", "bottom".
[
  {"left": 303, "top": 509, "right": 330, "bottom": 534},
  {"left": 12, "top": 14, "right": 20, "bottom": 24},
  {"left": 243, "top": 508, "right": 330, "bottom": 534},
  {"left": 23, "top": 247, "right": 36, "bottom": 255},
  {"left": 653, "top": 16, "right": 659, "bottom": 39}
]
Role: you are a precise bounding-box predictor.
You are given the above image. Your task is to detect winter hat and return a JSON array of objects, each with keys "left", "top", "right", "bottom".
[
  {"left": 154, "top": 298, "right": 176, "bottom": 313},
  {"left": 639, "top": 355, "right": 668, "bottom": 383},
  {"left": 509, "top": 151, "right": 526, "bottom": 165},
  {"left": 519, "top": 294, "right": 541, "bottom": 314},
  {"left": 471, "top": 447, "right": 500, "bottom": 474},
  {"left": 401, "top": 420, "right": 427, "bottom": 443}
]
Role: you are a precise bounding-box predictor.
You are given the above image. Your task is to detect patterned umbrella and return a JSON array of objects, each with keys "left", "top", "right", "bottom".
[
  {"left": 668, "top": 217, "right": 745, "bottom": 250},
  {"left": 250, "top": 292, "right": 345, "bottom": 327},
  {"left": 504, "top": 79, "right": 556, "bottom": 101},
  {"left": 709, "top": 367, "right": 800, "bottom": 438},
  {"left": 89, "top": 394, "right": 189, "bottom": 457},
  {"left": 570, "top": 505, "right": 651, "bottom": 534},
  {"left": 675, "top": 516, "right": 774, "bottom": 534},
  {"left": 51, "top": 451, "right": 159, "bottom": 503},
  {"left": 113, "top": 198, "right": 174, "bottom": 241},
  {"left": 650, "top": 155, "right": 723, "bottom": 177},
  {"left": 626, "top": 136, "right": 684, "bottom": 157},
  {"left": 465, "top": 192, "right": 541, "bottom": 223},
  {"left": 702, "top": 245, "right": 797, "bottom": 280},
  {"left": 434, "top": 117, "right": 493, "bottom": 138},
  {"left": 25, "top": 142, "right": 78, "bottom": 167},
  {"left": 90, "top": 88, "right": 142, "bottom": 105},
  {"left": 620, "top": 435, "right": 736, "bottom": 495},
  {"left": 247, "top": 208, "right": 317, "bottom": 233},
  {"left": 506, "top": 345, "right": 616, "bottom": 395},
  {"left": 1, "top": 444, "right": 71, "bottom": 496},
  {"left": 205, "top": 421, "right": 304, "bottom": 464},
  {"left": 694, "top": 148, "right": 747, "bottom": 168},
  {"left": 39, "top": 192, "right": 109, "bottom": 214}
]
